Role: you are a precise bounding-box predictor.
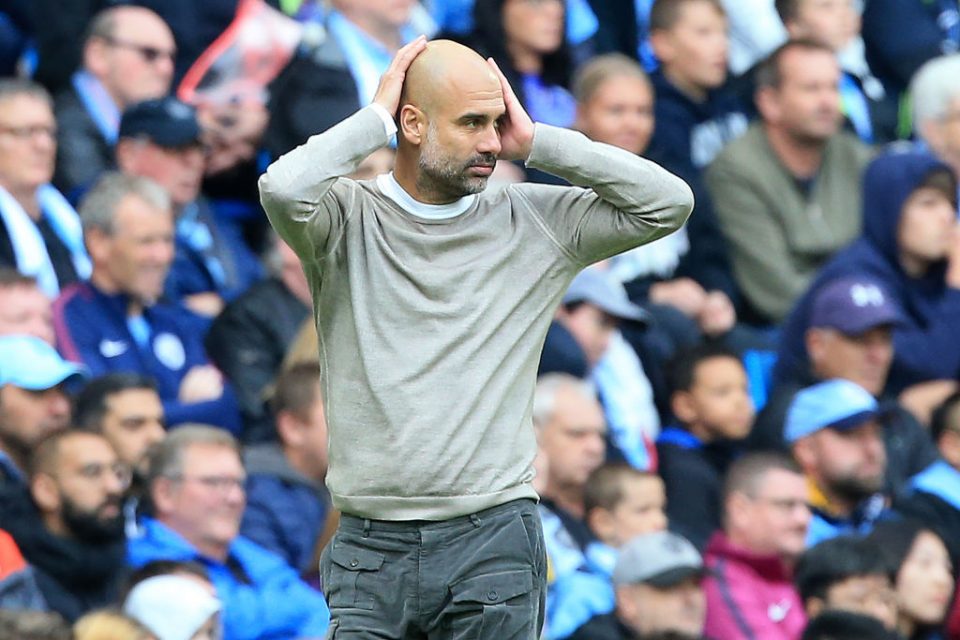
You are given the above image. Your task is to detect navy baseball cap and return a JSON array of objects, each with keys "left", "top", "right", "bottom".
[
  {"left": 785, "top": 379, "right": 880, "bottom": 443},
  {"left": 563, "top": 269, "right": 649, "bottom": 324},
  {"left": 0, "top": 335, "right": 87, "bottom": 390},
  {"left": 119, "top": 97, "right": 202, "bottom": 147},
  {"left": 809, "top": 277, "right": 904, "bottom": 336}
]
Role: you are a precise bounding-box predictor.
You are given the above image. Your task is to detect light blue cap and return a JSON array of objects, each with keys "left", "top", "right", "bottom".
[
  {"left": 563, "top": 269, "right": 649, "bottom": 324},
  {"left": 0, "top": 335, "right": 88, "bottom": 390},
  {"left": 785, "top": 379, "right": 880, "bottom": 443}
]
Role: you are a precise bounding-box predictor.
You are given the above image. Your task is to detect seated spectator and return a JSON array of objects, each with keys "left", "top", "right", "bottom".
[
  {"left": 754, "top": 276, "right": 937, "bottom": 493},
  {"left": 123, "top": 573, "right": 221, "bottom": 640},
  {"left": 128, "top": 426, "right": 329, "bottom": 639},
  {"left": 931, "top": 392, "right": 960, "bottom": 470},
  {"left": 0, "top": 79, "right": 90, "bottom": 298},
  {"left": 0, "top": 269, "right": 54, "bottom": 345},
  {"left": 794, "top": 535, "right": 898, "bottom": 630},
  {"left": 73, "top": 610, "right": 155, "bottom": 640},
  {"left": 0, "top": 335, "right": 84, "bottom": 487},
  {"left": 703, "top": 453, "right": 809, "bottom": 640},
  {"left": 0, "top": 609, "right": 72, "bottom": 640},
  {"left": 53, "top": 172, "right": 241, "bottom": 432},
  {"left": 240, "top": 363, "right": 330, "bottom": 574},
  {"left": 0, "top": 431, "right": 130, "bottom": 622},
  {"left": 802, "top": 610, "right": 902, "bottom": 640},
  {"left": 706, "top": 39, "right": 873, "bottom": 325},
  {"left": 910, "top": 54, "right": 960, "bottom": 192},
  {"left": 116, "top": 97, "right": 262, "bottom": 317},
  {"left": 868, "top": 520, "right": 954, "bottom": 640},
  {"left": 53, "top": 6, "right": 175, "bottom": 197},
  {"left": 776, "top": 151, "right": 960, "bottom": 402},
  {"left": 658, "top": 343, "right": 754, "bottom": 549},
  {"left": 786, "top": 379, "right": 889, "bottom": 546}
]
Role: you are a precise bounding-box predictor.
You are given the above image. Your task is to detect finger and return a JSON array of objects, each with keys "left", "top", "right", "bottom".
[
  {"left": 390, "top": 35, "right": 428, "bottom": 73},
  {"left": 487, "top": 58, "right": 519, "bottom": 105}
]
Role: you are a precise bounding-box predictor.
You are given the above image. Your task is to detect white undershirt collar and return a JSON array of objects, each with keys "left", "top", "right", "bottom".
[{"left": 376, "top": 172, "right": 476, "bottom": 220}]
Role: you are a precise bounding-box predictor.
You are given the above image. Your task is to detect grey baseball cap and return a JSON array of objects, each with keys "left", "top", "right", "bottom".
[
  {"left": 613, "top": 531, "right": 705, "bottom": 588},
  {"left": 562, "top": 269, "right": 649, "bottom": 324}
]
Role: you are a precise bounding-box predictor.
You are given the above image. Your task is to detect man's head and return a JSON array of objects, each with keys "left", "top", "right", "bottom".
[
  {"left": 585, "top": 462, "right": 667, "bottom": 547},
  {"left": 775, "top": 0, "right": 860, "bottom": 53},
  {"left": 556, "top": 269, "right": 648, "bottom": 367},
  {"left": 533, "top": 374, "right": 606, "bottom": 500},
  {"left": 613, "top": 531, "right": 707, "bottom": 637},
  {"left": 80, "top": 172, "right": 174, "bottom": 306},
  {"left": 932, "top": 392, "right": 960, "bottom": 470},
  {"left": 82, "top": 6, "right": 175, "bottom": 109},
  {"left": 649, "top": 0, "right": 728, "bottom": 99},
  {"left": 787, "top": 379, "right": 886, "bottom": 511},
  {"left": 668, "top": 344, "right": 754, "bottom": 442},
  {"left": 271, "top": 363, "right": 328, "bottom": 482},
  {"left": 574, "top": 54, "right": 654, "bottom": 155},
  {"left": 147, "top": 426, "right": 245, "bottom": 561},
  {"left": 805, "top": 277, "right": 903, "bottom": 396},
  {"left": 722, "top": 452, "right": 811, "bottom": 561},
  {"left": 117, "top": 97, "right": 205, "bottom": 209},
  {"left": 911, "top": 54, "right": 960, "bottom": 175},
  {"left": 28, "top": 430, "right": 129, "bottom": 542},
  {"left": 795, "top": 535, "right": 898, "bottom": 630},
  {"left": 395, "top": 40, "right": 505, "bottom": 203},
  {"left": 0, "top": 270, "right": 53, "bottom": 345},
  {"left": 755, "top": 39, "right": 842, "bottom": 146},
  {"left": 74, "top": 374, "right": 165, "bottom": 482},
  {"left": 0, "top": 336, "right": 85, "bottom": 472},
  {"left": 0, "top": 79, "right": 56, "bottom": 197}
]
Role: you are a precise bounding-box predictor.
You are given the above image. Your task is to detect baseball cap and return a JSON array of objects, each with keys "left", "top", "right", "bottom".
[
  {"left": 809, "top": 277, "right": 904, "bottom": 336},
  {"left": 785, "top": 379, "right": 880, "bottom": 443},
  {"left": 563, "top": 269, "right": 649, "bottom": 324},
  {"left": 119, "top": 97, "right": 202, "bottom": 148},
  {"left": 612, "top": 531, "right": 705, "bottom": 587},
  {"left": 0, "top": 335, "right": 88, "bottom": 390}
]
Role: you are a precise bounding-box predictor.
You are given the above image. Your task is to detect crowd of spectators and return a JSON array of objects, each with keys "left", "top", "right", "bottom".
[{"left": 0, "top": 0, "right": 960, "bottom": 638}]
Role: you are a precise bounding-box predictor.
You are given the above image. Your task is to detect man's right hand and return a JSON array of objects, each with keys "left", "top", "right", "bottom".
[
  {"left": 372, "top": 35, "right": 428, "bottom": 116},
  {"left": 179, "top": 365, "right": 224, "bottom": 403}
]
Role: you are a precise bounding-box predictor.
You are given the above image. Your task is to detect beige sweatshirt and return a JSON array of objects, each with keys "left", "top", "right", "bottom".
[{"left": 259, "top": 105, "right": 693, "bottom": 520}]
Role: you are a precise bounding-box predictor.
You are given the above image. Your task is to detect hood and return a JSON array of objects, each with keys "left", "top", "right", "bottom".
[
  {"left": 861, "top": 151, "right": 955, "bottom": 264},
  {"left": 243, "top": 443, "right": 322, "bottom": 490}
]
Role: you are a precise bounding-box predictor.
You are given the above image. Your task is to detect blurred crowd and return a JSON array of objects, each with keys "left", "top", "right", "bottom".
[{"left": 0, "top": 0, "right": 959, "bottom": 638}]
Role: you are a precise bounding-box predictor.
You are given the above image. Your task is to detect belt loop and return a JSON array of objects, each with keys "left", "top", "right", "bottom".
[
  {"left": 469, "top": 514, "right": 482, "bottom": 528},
  {"left": 362, "top": 519, "right": 371, "bottom": 538}
]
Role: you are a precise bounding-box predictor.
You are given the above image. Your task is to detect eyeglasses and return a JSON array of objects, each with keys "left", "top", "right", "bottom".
[
  {"left": 753, "top": 497, "right": 810, "bottom": 513},
  {"left": 77, "top": 461, "right": 133, "bottom": 488},
  {"left": 168, "top": 474, "right": 246, "bottom": 493},
  {"left": 102, "top": 36, "right": 176, "bottom": 64},
  {"left": 0, "top": 124, "right": 57, "bottom": 141}
]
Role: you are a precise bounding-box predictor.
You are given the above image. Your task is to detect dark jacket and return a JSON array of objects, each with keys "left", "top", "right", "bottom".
[
  {"left": 52, "top": 84, "right": 114, "bottom": 199},
  {"left": 776, "top": 152, "right": 960, "bottom": 394},
  {"left": 205, "top": 278, "right": 310, "bottom": 442},
  {"left": 240, "top": 444, "right": 329, "bottom": 574}
]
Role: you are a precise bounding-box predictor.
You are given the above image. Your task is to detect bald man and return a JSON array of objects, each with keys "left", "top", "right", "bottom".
[{"left": 259, "top": 38, "right": 694, "bottom": 637}]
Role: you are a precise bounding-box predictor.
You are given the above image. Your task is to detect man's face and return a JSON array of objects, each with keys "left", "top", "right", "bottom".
[
  {"left": 618, "top": 577, "right": 706, "bottom": 637},
  {"left": 93, "top": 194, "right": 175, "bottom": 304},
  {"left": 100, "top": 389, "right": 165, "bottom": 480},
  {"left": 806, "top": 421, "right": 886, "bottom": 503},
  {"left": 0, "top": 383, "right": 70, "bottom": 459},
  {"left": 288, "top": 390, "right": 329, "bottom": 482},
  {"left": 653, "top": 1, "right": 729, "bottom": 93},
  {"left": 607, "top": 476, "right": 668, "bottom": 546},
  {"left": 764, "top": 48, "right": 841, "bottom": 144},
  {"left": 823, "top": 573, "right": 898, "bottom": 630},
  {"left": 735, "top": 469, "right": 811, "bottom": 560},
  {"left": 93, "top": 10, "right": 175, "bottom": 107},
  {"left": 122, "top": 141, "right": 205, "bottom": 208},
  {"left": 789, "top": 0, "right": 860, "bottom": 52},
  {"left": 503, "top": 0, "right": 565, "bottom": 58},
  {"left": 539, "top": 388, "right": 606, "bottom": 492},
  {"left": 578, "top": 76, "right": 655, "bottom": 155},
  {"left": 0, "top": 284, "right": 54, "bottom": 346},
  {"left": 684, "top": 356, "right": 755, "bottom": 441},
  {"left": 808, "top": 326, "right": 894, "bottom": 397},
  {"left": 559, "top": 304, "right": 618, "bottom": 367},
  {"left": 0, "top": 94, "right": 56, "bottom": 195},
  {"left": 897, "top": 186, "right": 957, "bottom": 266},
  {"left": 924, "top": 97, "right": 960, "bottom": 173},
  {"left": 158, "top": 443, "right": 246, "bottom": 553}
]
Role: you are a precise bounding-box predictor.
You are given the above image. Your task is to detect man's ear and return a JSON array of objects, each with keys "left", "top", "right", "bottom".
[
  {"left": 399, "top": 105, "right": 426, "bottom": 146},
  {"left": 30, "top": 474, "right": 61, "bottom": 514},
  {"left": 276, "top": 410, "right": 305, "bottom": 448},
  {"left": 792, "top": 437, "right": 815, "bottom": 473},
  {"left": 649, "top": 30, "right": 674, "bottom": 65},
  {"left": 151, "top": 476, "right": 177, "bottom": 517},
  {"left": 806, "top": 328, "right": 827, "bottom": 366},
  {"left": 115, "top": 139, "right": 138, "bottom": 173},
  {"left": 755, "top": 86, "right": 780, "bottom": 124}
]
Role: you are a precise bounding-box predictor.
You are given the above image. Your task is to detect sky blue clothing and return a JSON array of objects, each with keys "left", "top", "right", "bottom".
[{"left": 128, "top": 517, "right": 329, "bottom": 640}]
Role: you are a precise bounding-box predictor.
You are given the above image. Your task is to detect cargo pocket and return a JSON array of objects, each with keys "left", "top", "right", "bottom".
[
  {"left": 328, "top": 543, "right": 385, "bottom": 611},
  {"left": 449, "top": 570, "right": 535, "bottom": 638}
]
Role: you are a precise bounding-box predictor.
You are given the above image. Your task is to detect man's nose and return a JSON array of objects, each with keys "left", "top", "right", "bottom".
[{"left": 477, "top": 123, "right": 501, "bottom": 156}]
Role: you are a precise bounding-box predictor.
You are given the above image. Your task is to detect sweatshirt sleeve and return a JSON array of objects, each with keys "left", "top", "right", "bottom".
[
  {"left": 518, "top": 123, "right": 695, "bottom": 266},
  {"left": 890, "top": 288, "right": 960, "bottom": 388}
]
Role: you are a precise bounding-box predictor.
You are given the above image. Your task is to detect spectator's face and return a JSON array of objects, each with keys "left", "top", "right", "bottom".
[
  {"left": 800, "top": 420, "right": 886, "bottom": 503},
  {"left": 807, "top": 326, "right": 893, "bottom": 397},
  {"left": 91, "top": 194, "right": 174, "bottom": 304},
  {"left": 897, "top": 186, "right": 956, "bottom": 266},
  {"left": 0, "top": 284, "right": 54, "bottom": 346},
  {"left": 675, "top": 356, "right": 755, "bottom": 441},
  {"left": 618, "top": 577, "right": 706, "bottom": 636},
  {"left": 122, "top": 141, "right": 205, "bottom": 209},
  {"left": 284, "top": 389, "right": 329, "bottom": 481},
  {"left": 788, "top": 0, "right": 860, "bottom": 52},
  {"left": 559, "top": 304, "right": 618, "bottom": 366},
  {"left": 0, "top": 383, "right": 70, "bottom": 459},
  {"left": 652, "top": 1, "right": 728, "bottom": 92},
  {"left": 762, "top": 48, "right": 841, "bottom": 143},
  {"left": 577, "top": 76, "right": 655, "bottom": 156},
  {"left": 822, "top": 573, "right": 898, "bottom": 630},
  {"left": 91, "top": 9, "right": 175, "bottom": 107},
  {"left": 538, "top": 387, "right": 606, "bottom": 491},
  {"left": 924, "top": 97, "right": 960, "bottom": 172},
  {"left": 503, "top": 0, "right": 565, "bottom": 57},
  {"left": 0, "top": 94, "right": 56, "bottom": 195},
  {"left": 733, "top": 469, "right": 811, "bottom": 559},
  {"left": 606, "top": 476, "right": 668, "bottom": 546},
  {"left": 99, "top": 388, "right": 165, "bottom": 480},
  {"left": 896, "top": 531, "right": 954, "bottom": 627}
]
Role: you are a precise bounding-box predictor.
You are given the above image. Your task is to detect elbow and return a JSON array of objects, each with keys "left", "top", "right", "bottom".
[{"left": 664, "top": 176, "right": 695, "bottom": 230}]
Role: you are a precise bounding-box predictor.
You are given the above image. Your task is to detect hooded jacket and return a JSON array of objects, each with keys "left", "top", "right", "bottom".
[{"left": 776, "top": 151, "right": 960, "bottom": 394}]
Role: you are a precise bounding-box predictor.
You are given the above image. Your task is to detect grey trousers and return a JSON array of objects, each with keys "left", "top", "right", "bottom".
[{"left": 320, "top": 498, "right": 547, "bottom": 639}]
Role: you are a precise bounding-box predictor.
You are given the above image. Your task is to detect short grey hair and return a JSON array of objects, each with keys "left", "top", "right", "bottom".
[
  {"left": 147, "top": 425, "right": 241, "bottom": 486},
  {"left": 0, "top": 78, "right": 52, "bottom": 110},
  {"left": 532, "top": 373, "right": 597, "bottom": 430},
  {"left": 78, "top": 172, "right": 171, "bottom": 235},
  {"left": 911, "top": 54, "right": 960, "bottom": 135}
]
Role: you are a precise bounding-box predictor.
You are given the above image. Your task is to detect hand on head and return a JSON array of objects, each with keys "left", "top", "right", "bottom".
[
  {"left": 485, "top": 57, "right": 534, "bottom": 161},
  {"left": 372, "top": 35, "right": 428, "bottom": 116}
]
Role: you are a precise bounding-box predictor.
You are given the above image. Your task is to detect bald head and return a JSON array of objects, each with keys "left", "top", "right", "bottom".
[{"left": 402, "top": 40, "right": 502, "bottom": 115}]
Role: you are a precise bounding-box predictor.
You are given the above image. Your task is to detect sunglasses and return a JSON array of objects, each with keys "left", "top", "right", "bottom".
[{"left": 103, "top": 36, "right": 176, "bottom": 64}]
